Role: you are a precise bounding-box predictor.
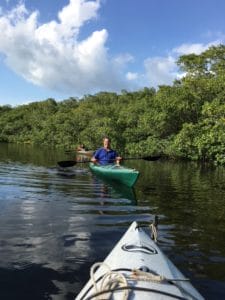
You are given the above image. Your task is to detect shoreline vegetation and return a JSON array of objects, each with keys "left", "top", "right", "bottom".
[{"left": 1, "top": 45, "right": 225, "bottom": 165}]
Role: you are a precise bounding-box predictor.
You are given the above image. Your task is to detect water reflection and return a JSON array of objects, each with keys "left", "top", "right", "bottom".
[
  {"left": 91, "top": 176, "right": 136, "bottom": 202},
  {"left": 0, "top": 152, "right": 149, "bottom": 299},
  {"left": 0, "top": 142, "right": 64, "bottom": 166}
]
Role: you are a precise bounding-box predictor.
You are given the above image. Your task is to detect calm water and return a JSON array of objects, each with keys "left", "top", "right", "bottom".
[{"left": 0, "top": 143, "right": 225, "bottom": 299}]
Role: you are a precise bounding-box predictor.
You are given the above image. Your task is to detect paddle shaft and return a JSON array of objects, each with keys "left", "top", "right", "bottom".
[{"left": 57, "top": 155, "right": 161, "bottom": 168}]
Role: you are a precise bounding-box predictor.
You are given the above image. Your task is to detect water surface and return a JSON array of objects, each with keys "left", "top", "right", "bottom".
[{"left": 0, "top": 143, "right": 225, "bottom": 299}]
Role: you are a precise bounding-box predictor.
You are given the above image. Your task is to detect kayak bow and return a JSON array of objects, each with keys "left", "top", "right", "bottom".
[{"left": 76, "top": 221, "right": 204, "bottom": 300}]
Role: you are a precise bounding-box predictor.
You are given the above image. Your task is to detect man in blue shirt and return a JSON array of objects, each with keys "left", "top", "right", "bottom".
[{"left": 91, "top": 137, "right": 122, "bottom": 165}]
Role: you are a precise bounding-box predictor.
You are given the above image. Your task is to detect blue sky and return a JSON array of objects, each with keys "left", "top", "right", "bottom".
[{"left": 0, "top": 0, "right": 225, "bottom": 106}]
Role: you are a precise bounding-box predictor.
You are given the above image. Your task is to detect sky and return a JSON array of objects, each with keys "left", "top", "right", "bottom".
[{"left": 0, "top": 0, "right": 225, "bottom": 106}]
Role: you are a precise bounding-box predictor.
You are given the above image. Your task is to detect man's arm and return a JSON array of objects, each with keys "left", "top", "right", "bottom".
[{"left": 91, "top": 149, "right": 100, "bottom": 163}]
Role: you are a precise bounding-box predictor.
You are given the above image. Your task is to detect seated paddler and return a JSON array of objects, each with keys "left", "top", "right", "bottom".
[{"left": 91, "top": 136, "right": 122, "bottom": 165}]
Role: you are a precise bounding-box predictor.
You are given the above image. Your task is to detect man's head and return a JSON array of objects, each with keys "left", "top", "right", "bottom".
[{"left": 103, "top": 137, "right": 111, "bottom": 149}]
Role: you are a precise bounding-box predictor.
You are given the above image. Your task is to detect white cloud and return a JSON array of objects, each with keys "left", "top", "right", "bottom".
[
  {"left": 143, "top": 56, "right": 178, "bottom": 87},
  {"left": 113, "top": 53, "right": 134, "bottom": 67},
  {"left": 173, "top": 40, "right": 222, "bottom": 55},
  {"left": 126, "top": 72, "right": 138, "bottom": 81},
  {"left": 173, "top": 43, "right": 208, "bottom": 55},
  {"left": 142, "top": 39, "right": 225, "bottom": 88},
  {"left": 0, "top": 0, "right": 130, "bottom": 95}
]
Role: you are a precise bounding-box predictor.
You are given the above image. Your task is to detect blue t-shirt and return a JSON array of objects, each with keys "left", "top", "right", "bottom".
[{"left": 94, "top": 148, "right": 118, "bottom": 165}]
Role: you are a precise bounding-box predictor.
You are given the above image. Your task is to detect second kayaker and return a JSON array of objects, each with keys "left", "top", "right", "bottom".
[{"left": 91, "top": 137, "right": 122, "bottom": 165}]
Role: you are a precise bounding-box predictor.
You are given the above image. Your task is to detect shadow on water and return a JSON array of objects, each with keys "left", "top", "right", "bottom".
[{"left": 0, "top": 264, "right": 61, "bottom": 300}]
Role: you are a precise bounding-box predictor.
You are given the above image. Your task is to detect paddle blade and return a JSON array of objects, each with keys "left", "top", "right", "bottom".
[{"left": 57, "top": 160, "right": 77, "bottom": 168}]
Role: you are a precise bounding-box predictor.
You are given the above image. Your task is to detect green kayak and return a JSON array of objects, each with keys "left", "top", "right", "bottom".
[{"left": 89, "top": 163, "right": 140, "bottom": 187}]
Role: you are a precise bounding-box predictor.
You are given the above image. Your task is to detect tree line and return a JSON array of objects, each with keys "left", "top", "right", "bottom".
[{"left": 1, "top": 45, "right": 225, "bottom": 165}]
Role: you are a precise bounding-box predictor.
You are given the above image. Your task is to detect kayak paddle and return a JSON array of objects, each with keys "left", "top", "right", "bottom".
[{"left": 57, "top": 155, "right": 161, "bottom": 168}]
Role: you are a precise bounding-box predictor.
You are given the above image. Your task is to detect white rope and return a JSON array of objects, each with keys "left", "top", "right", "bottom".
[
  {"left": 150, "top": 222, "right": 158, "bottom": 242},
  {"left": 90, "top": 262, "right": 110, "bottom": 298},
  {"left": 89, "top": 262, "right": 190, "bottom": 300},
  {"left": 90, "top": 262, "right": 129, "bottom": 300}
]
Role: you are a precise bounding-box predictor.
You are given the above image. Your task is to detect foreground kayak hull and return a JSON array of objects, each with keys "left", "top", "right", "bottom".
[
  {"left": 76, "top": 221, "right": 204, "bottom": 300},
  {"left": 89, "top": 163, "right": 140, "bottom": 187}
]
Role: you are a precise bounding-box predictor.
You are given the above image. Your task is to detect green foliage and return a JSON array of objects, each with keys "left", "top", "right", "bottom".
[{"left": 1, "top": 45, "right": 225, "bottom": 165}]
